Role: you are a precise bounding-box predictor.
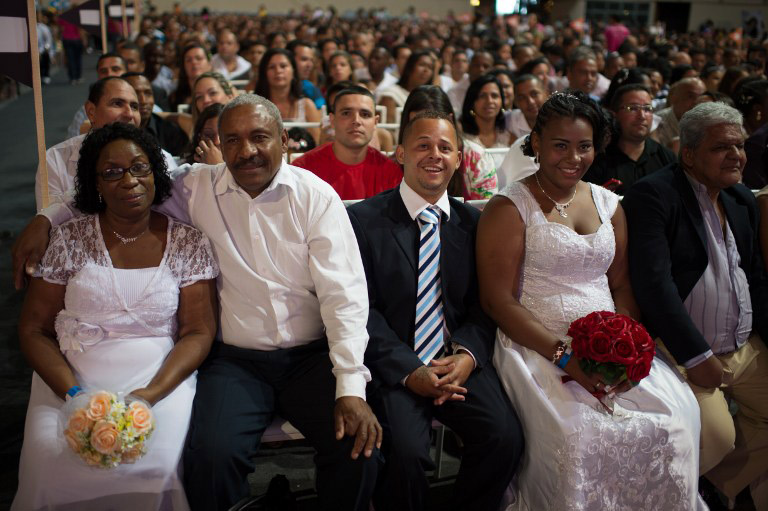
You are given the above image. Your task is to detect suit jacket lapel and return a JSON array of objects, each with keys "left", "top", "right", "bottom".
[
  {"left": 440, "top": 203, "right": 469, "bottom": 307},
  {"left": 674, "top": 167, "right": 708, "bottom": 251},
  {"left": 388, "top": 193, "right": 419, "bottom": 273}
]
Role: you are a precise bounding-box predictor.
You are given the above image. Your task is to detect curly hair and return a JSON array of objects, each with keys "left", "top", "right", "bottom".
[
  {"left": 521, "top": 89, "right": 610, "bottom": 157},
  {"left": 460, "top": 74, "right": 506, "bottom": 136},
  {"left": 74, "top": 123, "right": 172, "bottom": 214}
]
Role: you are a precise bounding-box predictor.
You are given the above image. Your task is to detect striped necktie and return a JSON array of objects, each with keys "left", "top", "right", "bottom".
[{"left": 414, "top": 206, "right": 445, "bottom": 363}]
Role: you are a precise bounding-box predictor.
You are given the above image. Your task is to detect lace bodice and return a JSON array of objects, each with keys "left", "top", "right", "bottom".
[
  {"left": 36, "top": 214, "right": 219, "bottom": 352},
  {"left": 500, "top": 181, "right": 618, "bottom": 337}
]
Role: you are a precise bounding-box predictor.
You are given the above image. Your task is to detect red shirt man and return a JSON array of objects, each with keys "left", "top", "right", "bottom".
[{"left": 293, "top": 86, "right": 402, "bottom": 199}]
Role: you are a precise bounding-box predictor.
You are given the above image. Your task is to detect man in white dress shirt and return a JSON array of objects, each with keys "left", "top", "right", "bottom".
[
  {"left": 210, "top": 29, "right": 252, "bottom": 81},
  {"left": 16, "top": 94, "right": 382, "bottom": 511},
  {"left": 35, "top": 76, "right": 177, "bottom": 211}
]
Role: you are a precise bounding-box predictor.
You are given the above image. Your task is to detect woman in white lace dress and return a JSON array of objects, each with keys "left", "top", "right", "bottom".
[
  {"left": 476, "top": 92, "right": 706, "bottom": 510},
  {"left": 13, "top": 123, "right": 219, "bottom": 511}
]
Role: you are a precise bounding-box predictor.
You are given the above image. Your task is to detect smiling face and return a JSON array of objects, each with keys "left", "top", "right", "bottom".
[
  {"left": 331, "top": 93, "right": 377, "bottom": 150},
  {"left": 515, "top": 78, "right": 549, "bottom": 126},
  {"left": 86, "top": 80, "right": 141, "bottom": 129},
  {"left": 96, "top": 139, "right": 155, "bottom": 216},
  {"left": 532, "top": 115, "right": 595, "bottom": 191},
  {"left": 682, "top": 123, "right": 746, "bottom": 194},
  {"left": 474, "top": 82, "right": 502, "bottom": 123},
  {"left": 194, "top": 77, "right": 231, "bottom": 113},
  {"left": 614, "top": 90, "right": 654, "bottom": 143},
  {"left": 219, "top": 103, "right": 288, "bottom": 198},
  {"left": 397, "top": 117, "right": 462, "bottom": 203}
]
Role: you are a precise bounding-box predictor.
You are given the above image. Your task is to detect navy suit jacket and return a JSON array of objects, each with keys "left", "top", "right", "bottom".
[
  {"left": 347, "top": 188, "right": 496, "bottom": 388},
  {"left": 622, "top": 164, "right": 768, "bottom": 365}
]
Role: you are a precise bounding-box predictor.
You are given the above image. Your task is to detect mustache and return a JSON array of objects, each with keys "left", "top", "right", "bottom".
[{"left": 232, "top": 156, "right": 267, "bottom": 170}]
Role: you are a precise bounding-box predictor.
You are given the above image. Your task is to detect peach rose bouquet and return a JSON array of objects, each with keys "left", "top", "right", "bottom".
[{"left": 62, "top": 390, "right": 156, "bottom": 468}]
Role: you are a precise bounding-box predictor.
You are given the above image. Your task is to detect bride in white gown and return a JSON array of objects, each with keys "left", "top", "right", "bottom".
[
  {"left": 476, "top": 91, "right": 706, "bottom": 510},
  {"left": 13, "top": 125, "right": 219, "bottom": 511}
]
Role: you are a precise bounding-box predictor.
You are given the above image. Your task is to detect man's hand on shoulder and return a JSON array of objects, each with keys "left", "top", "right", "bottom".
[
  {"left": 334, "top": 396, "right": 383, "bottom": 460},
  {"left": 12, "top": 215, "right": 52, "bottom": 290}
]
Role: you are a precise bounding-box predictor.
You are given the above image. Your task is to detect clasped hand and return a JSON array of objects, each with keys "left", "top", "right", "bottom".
[{"left": 406, "top": 352, "right": 474, "bottom": 405}]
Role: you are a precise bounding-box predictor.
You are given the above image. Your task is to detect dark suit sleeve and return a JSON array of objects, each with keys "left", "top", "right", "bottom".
[
  {"left": 622, "top": 180, "right": 712, "bottom": 365},
  {"left": 348, "top": 208, "right": 424, "bottom": 387}
]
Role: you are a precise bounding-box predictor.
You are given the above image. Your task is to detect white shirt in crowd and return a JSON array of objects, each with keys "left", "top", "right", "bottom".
[
  {"left": 43, "top": 161, "right": 373, "bottom": 400},
  {"left": 505, "top": 109, "right": 532, "bottom": 140},
  {"left": 496, "top": 135, "right": 537, "bottom": 191},
  {"left": 447, "top": 75, "right": 470, "bottom": 116},
  {"left": 210, "top": 54, "right": 252, "bottom": 80},
  {"left": 35, "top": 134, "right": 178, "bottom": 211}
]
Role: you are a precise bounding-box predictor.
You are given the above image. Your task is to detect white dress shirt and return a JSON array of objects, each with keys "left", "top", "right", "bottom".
[
  {"left": 43, "top": 161, "right": 372, "bottom": 400},
  {"left": 210, "top": 54, "right": 252, "bottom": 80},
  {"left": 35, "top": 134, "right": 178, "bottom": 211},
  {"left": 447, "top": 75, "right": 470, "bottom": 117}
]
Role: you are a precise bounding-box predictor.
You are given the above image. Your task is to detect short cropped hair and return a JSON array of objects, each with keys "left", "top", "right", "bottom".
[{"left": 219, "top": 93, "right": 283, "bottom": 133}]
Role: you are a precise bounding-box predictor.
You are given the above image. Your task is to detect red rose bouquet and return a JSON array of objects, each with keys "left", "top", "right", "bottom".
[{"left": 567, "top": 311, "right": 655, "bottom": 387}]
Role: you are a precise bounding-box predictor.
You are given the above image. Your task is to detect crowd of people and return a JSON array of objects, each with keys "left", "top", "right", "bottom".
[{"left": 11, "top": 4, "right": 768, "bottom": 511}]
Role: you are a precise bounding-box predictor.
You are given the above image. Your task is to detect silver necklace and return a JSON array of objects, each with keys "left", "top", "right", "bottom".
[
  {"left": 112, "top": 227, "right": 148, "bottom": 244},
  {"left": 534, "top": 172, "right": 577, "bottom": 218}
]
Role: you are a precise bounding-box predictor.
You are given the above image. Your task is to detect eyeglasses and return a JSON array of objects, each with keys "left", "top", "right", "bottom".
[
  {"left": 619, "top": 104, "right": 653, "bottom": 114},
  {"left": 100, "top": 163, "right": 152, "bottom": 181}
]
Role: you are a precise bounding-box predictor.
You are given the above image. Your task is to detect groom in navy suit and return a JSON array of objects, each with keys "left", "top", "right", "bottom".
[{"left": 347, "top": 111, "right": 524, "bottom": 511}]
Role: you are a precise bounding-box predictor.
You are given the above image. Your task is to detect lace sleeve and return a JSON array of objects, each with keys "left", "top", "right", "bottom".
[
  {"left": 34, "top": 224, "right": 75, "bottom": 284},
  {"left": 167, "top": 221, "right": 220, "bottom": 287},
  {"left": 591, "top": 184, "right": 620, "bottom": 223}
]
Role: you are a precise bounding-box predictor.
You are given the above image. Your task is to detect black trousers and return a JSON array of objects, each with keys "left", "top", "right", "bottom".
[
  {"left": 370, "top": 364, "right": 524, "bottom": 511},
  {"left": 183, "top": 341, "right": 381, "bottom": 511},
  {"left": 62, "top": 39, "right": 82, "bottom": 81}
]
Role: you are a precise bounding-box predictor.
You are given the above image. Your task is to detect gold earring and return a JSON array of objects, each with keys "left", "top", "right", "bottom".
[
  {"left": 470, "top": 109, "right": 476, "bottom": 117},
  {"left": 758, "top": 111, "right": 763, "bottom": 121}
]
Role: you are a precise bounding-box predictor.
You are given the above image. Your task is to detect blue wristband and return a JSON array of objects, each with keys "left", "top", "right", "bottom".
[
  {"left": 66, "top": 385, "right": 82, "bottom": 398},
  {"left": 556, "top": 350, "right": 572, "bottom": 370}
]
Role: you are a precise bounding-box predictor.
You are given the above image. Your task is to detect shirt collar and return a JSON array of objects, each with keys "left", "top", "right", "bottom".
[
  {"left": 683, "top": 169, "right": 711, "bottom": 200},
  {"left": 398, "top": 180, "right": 451, "bottom": 221},
  {"left": 214, "top": 158, "right": 297, "bottom": 197}
]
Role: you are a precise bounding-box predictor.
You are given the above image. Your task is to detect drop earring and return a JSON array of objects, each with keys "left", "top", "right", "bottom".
[
  {"left": 470, "top": 109, "right": 476, "bottom": 117},
  {"left": 534, "top": 153, "right": 540, "bottom": 165}
]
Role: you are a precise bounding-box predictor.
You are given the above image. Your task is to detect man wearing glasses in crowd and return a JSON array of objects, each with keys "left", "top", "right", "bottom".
[{"left": 583, "top": 84, "right": 676, "bottom": 195}]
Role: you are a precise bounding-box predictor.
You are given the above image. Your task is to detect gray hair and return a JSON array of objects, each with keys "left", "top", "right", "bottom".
[
  {"left": 679, "top": 101, "right": 743, "bottom": 150},
  {"left": 567, "top": 46, "right": 597, "bottom": 71},
  {"left": 218, "top": 93, "right": 284, "bottom": 133}
]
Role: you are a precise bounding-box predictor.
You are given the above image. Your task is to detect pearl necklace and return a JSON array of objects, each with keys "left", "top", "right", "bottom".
[{"left": 534, "top": 172, "right": 578, "bottom": 218}]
